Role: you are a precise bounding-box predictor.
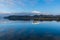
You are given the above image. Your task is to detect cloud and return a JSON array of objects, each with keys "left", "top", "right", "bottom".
[
  {"left": 32, "top": 11, "right": 41, "bottom": 13},
  {"left": 31, "top": 10, "right": 42, "bottom": 15},
  {"left": 15, "top": 0, "right": 39, "bottom": 7},
  {"left": 0, "top": 0, "right": 5, "bottom": 2},
  {"left": 0, "top": 4, "right": 5, "bottom": 8},
  {"left": 0, "top": 0, "right": 46, "bottom": 13},
  {"left": 0, "top": 0, "right": 24, "bottom": 8},
  {"left": 15, "top": 0, "right": 26, "bottom": 8},
  {"left": 0, "top": 0, "right": 14, "bottom": 8},
  {"left": 0, "top": 0, "right": 55, "bottom": 8},
  {"left": 0, "top": 0, "right": 40, "bottom": 9}
]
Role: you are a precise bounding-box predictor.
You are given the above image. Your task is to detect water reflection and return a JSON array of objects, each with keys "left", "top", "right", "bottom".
[{"left": 0, "top": 20, "right": 60, "bottom": 40}]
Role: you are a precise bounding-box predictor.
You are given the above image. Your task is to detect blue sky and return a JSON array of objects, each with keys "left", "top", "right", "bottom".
[{"left": 0, "top": 0, "right": 60, "bottom": 14}]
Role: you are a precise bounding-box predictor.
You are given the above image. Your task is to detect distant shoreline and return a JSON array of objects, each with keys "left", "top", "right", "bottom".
[{"left": 4, "top": 15, "right": 60, "bottom": 21}]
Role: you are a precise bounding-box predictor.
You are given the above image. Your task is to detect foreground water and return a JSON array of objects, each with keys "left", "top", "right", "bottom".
[{"left": 0, "top": 20, "right": 60, "bottom": 40}]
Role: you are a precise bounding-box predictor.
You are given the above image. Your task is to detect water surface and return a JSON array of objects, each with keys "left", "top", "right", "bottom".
[{"left": 0, "top": 20, "right": 60, "bottom": 40}]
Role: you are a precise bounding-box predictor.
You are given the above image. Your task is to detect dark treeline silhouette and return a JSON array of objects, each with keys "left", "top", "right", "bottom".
[{"left": 4, "top": 15, "right": 60, "bottom": 21}]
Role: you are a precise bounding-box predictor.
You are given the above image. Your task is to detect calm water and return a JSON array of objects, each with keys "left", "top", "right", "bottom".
[{"left": 0, "top": 20, "right": 60, "bottom": 40}]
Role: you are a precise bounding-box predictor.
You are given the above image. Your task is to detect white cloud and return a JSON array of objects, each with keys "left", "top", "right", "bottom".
[
  {"left": 32, "top": 11, "right": 41, "bottom": 13},
  {"left": 31, "top": 11, "right": 41, "bottom": 15}
]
